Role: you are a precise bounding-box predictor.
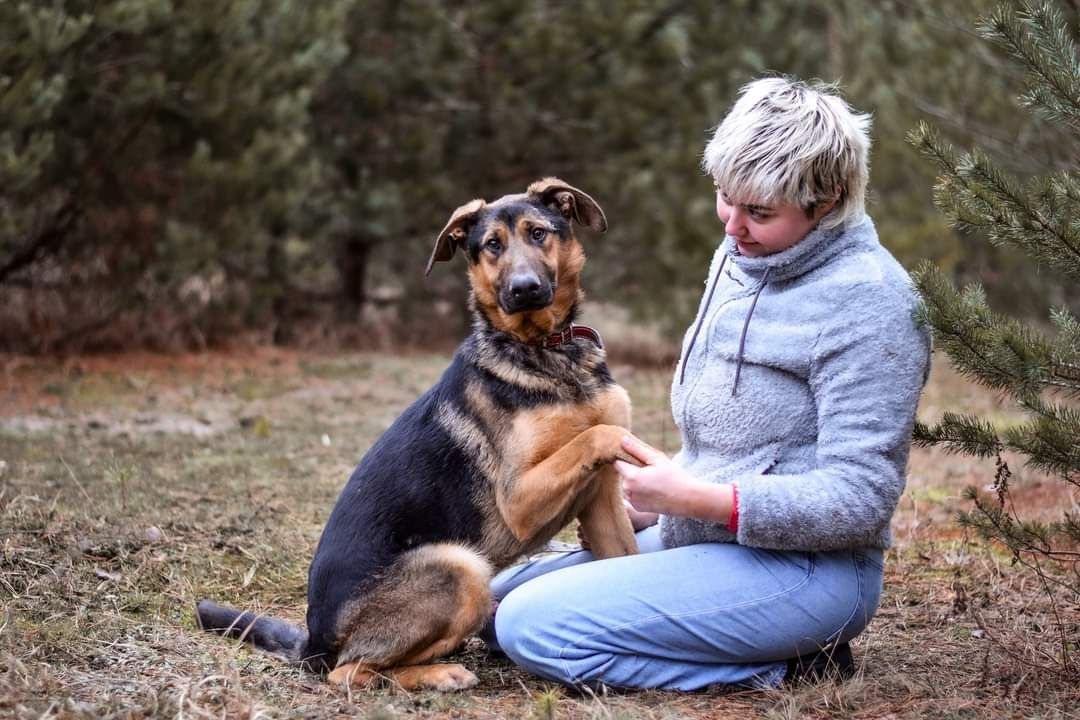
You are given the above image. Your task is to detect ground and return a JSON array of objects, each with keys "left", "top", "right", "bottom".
[{"left": 0, "top": 349, "right": 1077, "bottom": 719}]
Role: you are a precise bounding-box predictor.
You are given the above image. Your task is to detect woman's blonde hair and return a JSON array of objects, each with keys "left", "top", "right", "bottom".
[{"left": 702, "top": 76, "right": 872, "bottom": 229}]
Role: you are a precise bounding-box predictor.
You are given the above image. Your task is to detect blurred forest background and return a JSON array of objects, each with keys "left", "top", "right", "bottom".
[
  {"left": 3, "top": 0, "right": 1078, "bottom": 353},
  {"left": 1, "top": 2, "right": 1078, "bottom": 711}
]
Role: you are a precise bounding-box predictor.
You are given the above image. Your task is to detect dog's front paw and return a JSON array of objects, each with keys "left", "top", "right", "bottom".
[
  {"left": 328, "top": 662, "right": 376, "bottom": 688},
  {"left": 411, "top": 663, "right": 479, "bottom": 692},
  {"left": 586, "top": 424, "right": 640, "bottom": 468},
  {"left": 587, "top": 423, "right": 623, "bottom": 457}
]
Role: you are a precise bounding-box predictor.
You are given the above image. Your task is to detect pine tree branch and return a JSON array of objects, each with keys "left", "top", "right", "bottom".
[
  {"left": 915, "top": 261, "right": 1080, "bottom": 399},
  {"left": 1032, "top": 554, "right": 1079, "bottom": 671},
  {"left": 912, "top": 3, "right": 1080, "bottom": 672},
  {"left": 961, "top": 153, "right": 1080, "bottom": 276},
  {"left": 1021, "top": 2, "right": 1080, "bottom": 119},
  {"left": 1063, "top": 513, "right": 1080, "bottom": 543},
  {"left": 1007, "top": 395, "right": 1080, "bottom": 476},
  {"left": 907, "top": 92, "right": 1075, "bottom": 173},
  {"left": 981, "top": 2, "right": 1080, "bottom": 130},
  {"left": 962, "top": 492, "right": 1080, "bottom": 562},
  {"left": 914, "top": 414, "right": 1001, "bottom": 456},
  {"left": 911, "top": 122, "right": 1080, "bottom": 282},
  {"left": 916, "top": 269, "right": 1047, "bottom": 395}
]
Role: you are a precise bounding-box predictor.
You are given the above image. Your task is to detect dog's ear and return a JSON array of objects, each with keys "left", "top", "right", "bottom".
[
  {"left": 527, "top": 177, "right": 607, "bottom": 233},
  {"left": 425, "top": 199, "right": 485, "bottom": 276}
]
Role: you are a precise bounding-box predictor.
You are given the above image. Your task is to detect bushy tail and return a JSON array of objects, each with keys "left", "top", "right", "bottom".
[{"left": 196, "top": 599, "right": 308, "bottom": 663}]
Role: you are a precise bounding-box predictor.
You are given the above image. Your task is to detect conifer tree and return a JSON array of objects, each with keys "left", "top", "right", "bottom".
[
  {"left": 0, "top": 1, "right": 352, "bottom": 350},
  {"left": 908, "top": 0, "right": 1079, "bottom": 673}
]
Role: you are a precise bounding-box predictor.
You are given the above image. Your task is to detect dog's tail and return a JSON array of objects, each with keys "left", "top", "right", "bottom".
[{"left": 196, "top": 599, "right": 308, "bottom": 663}]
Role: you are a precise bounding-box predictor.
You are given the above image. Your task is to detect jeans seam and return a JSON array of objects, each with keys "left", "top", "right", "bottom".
[
  {"left": 556, "top": 552, "right": 817, "bottom": 682},
  {"left": 825, "top": 551, "right": 864, "bottom": 645}
]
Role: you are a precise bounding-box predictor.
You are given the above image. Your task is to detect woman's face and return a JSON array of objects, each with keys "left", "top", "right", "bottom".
[{"left": 715, "top": 188, "right": 835, "bottom": 257}]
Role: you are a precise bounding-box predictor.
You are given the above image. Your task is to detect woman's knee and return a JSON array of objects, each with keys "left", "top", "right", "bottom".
[
  {"left": 494, "top": 584, "right": 574, "bottom": 682},
  {"left": 495, "top": 578, "right": 625, "bottom": 687}
]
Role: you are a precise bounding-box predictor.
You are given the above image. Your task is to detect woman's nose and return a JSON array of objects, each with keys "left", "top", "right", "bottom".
[{"left": 725, "top": 206, "right": 746, "bottom": 236}]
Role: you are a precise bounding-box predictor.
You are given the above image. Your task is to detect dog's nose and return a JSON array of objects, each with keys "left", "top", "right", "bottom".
[
  {"left": 502, "top": 272, "right": 552, "bottom": 313},
  {"left": 509, "top": 273, "right": 543, "bottom": 301}
]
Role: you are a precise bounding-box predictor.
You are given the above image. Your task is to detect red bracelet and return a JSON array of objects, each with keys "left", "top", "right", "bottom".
[{"left": 727, "top": 484, "right": 740, "bottom": 533}]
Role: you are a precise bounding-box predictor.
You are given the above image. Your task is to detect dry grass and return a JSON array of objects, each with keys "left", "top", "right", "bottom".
[{"left": 0, "top": 350, "right": 1078, "bottom": 719}]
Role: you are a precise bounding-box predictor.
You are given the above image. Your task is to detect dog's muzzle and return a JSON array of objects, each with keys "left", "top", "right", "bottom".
[{"left": 500, "top": 272, "right": 554, "bottom": 314}]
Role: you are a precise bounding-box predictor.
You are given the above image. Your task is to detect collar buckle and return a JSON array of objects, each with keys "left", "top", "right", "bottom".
[{"left": 541, "top": 323, "right": 604, "bottom": 350}]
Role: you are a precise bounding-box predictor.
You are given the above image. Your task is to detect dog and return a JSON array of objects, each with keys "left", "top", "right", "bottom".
[{"left": 196, "top": 178, "right": 638, "bottom": 692}]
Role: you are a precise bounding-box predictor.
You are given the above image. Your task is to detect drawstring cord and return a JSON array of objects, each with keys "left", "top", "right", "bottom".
[
  {"left": 677, "top": 254, "right": 771, "bottom": 397},
  {"left": 732, "top": 265, "right": 771, "bottom": 397},
  {"left": 678, "top": 255, "right": 727, "bottom": 385}
]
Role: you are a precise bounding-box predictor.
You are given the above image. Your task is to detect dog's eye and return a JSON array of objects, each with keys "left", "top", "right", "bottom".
[
  {"left": 530, "top": 227, "right": 547, "bottom": 242},
  {"left": 484, "top": 237, "right": 501, "bottom": 252}
]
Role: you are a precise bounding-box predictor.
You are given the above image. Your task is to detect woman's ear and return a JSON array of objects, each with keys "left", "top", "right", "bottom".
[{"left": 811, "top": 195, "right": 839, "bottom": 222}]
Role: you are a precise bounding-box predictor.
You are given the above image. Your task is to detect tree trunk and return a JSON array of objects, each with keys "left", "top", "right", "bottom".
[
  {"left": 339, "top": 233, "right": 372, "bottom": 316},
  {"left": 267, "top": 230, "right": 290, "bottom": 345}
]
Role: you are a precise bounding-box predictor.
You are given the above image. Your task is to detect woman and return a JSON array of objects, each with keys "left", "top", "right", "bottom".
[{"left": 486, "top": 76, "right": 931, "bottom": 689}]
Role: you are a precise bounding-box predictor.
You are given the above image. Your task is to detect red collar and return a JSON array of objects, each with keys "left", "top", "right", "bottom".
[{"left": 541, "top": 323, "right": 604, "bottom": 350}]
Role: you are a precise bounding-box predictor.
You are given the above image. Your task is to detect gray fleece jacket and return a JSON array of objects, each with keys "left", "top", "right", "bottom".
[{"left": 663, "top": 215, "right": 931, "bottom": 552}]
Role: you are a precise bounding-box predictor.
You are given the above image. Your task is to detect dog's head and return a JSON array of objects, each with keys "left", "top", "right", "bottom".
[{"left": 426, "top": 178, "right": 607, "bottom": 342}]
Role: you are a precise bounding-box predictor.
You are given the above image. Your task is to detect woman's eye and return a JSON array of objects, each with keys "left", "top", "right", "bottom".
[{"left": 530, "top": 227, "right": 547, "bottom": 242}]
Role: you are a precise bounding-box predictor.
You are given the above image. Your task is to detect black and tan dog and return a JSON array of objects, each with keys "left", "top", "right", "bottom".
[{"left": 196, "top": 178, "right": 638, "bottom": 691}]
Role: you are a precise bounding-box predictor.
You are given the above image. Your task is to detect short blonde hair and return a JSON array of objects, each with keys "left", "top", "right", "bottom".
[{"left": 702, "top": 76, "right": 872, "bottom": 229}]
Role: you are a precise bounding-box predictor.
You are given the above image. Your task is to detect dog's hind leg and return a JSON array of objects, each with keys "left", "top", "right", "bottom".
[
  {"left": 327, "top": 543, "right": 492, "bottom": 692},
  {"left": 577, "top": 463, "right": 638, "bottom": 559},
  {"left": 329, "top": 661, "right": 481, "bottom": 692}
]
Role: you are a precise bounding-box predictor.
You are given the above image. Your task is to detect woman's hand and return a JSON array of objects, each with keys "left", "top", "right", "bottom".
[
  {"left": 613, "top": 435, "right": 697, "bottom": 515},
  {"left": 614, "top": 434, "right": 734, "bottom": 523}
]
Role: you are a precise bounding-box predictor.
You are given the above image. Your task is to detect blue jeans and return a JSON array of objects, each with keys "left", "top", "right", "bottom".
[{"left": 490, "top": 525, "right": 884, "bottom": 690}]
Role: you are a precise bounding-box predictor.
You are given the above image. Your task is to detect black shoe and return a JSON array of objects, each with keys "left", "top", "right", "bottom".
[
  {"left": 477, "top": 602, "right": 506, "bottom": 657},
  {"left": 784, "top": 642, "right": 855, "bottom": 684}
]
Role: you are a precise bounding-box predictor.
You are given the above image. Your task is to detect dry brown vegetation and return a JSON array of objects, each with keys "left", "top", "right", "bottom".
[{"left": 1, "top": 350, "right": 1078, "bottom": 719}]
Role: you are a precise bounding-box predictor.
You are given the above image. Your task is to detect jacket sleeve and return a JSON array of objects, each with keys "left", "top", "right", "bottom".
[{"left": 733, "top": 281, "right": 931, "bottom": 551}]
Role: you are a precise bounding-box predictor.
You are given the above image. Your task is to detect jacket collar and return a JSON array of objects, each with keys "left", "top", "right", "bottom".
[{"left": 723, "top": 214, "right": 871, "bottom": 284}]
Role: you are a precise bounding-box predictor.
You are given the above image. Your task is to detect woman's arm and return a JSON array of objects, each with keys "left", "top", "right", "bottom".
[
  {"left": 614, "top": 436, "right": 736, "bottom": 525},
  {"left": 730, "top": 281, "right": 931, "bottom": 550}
]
